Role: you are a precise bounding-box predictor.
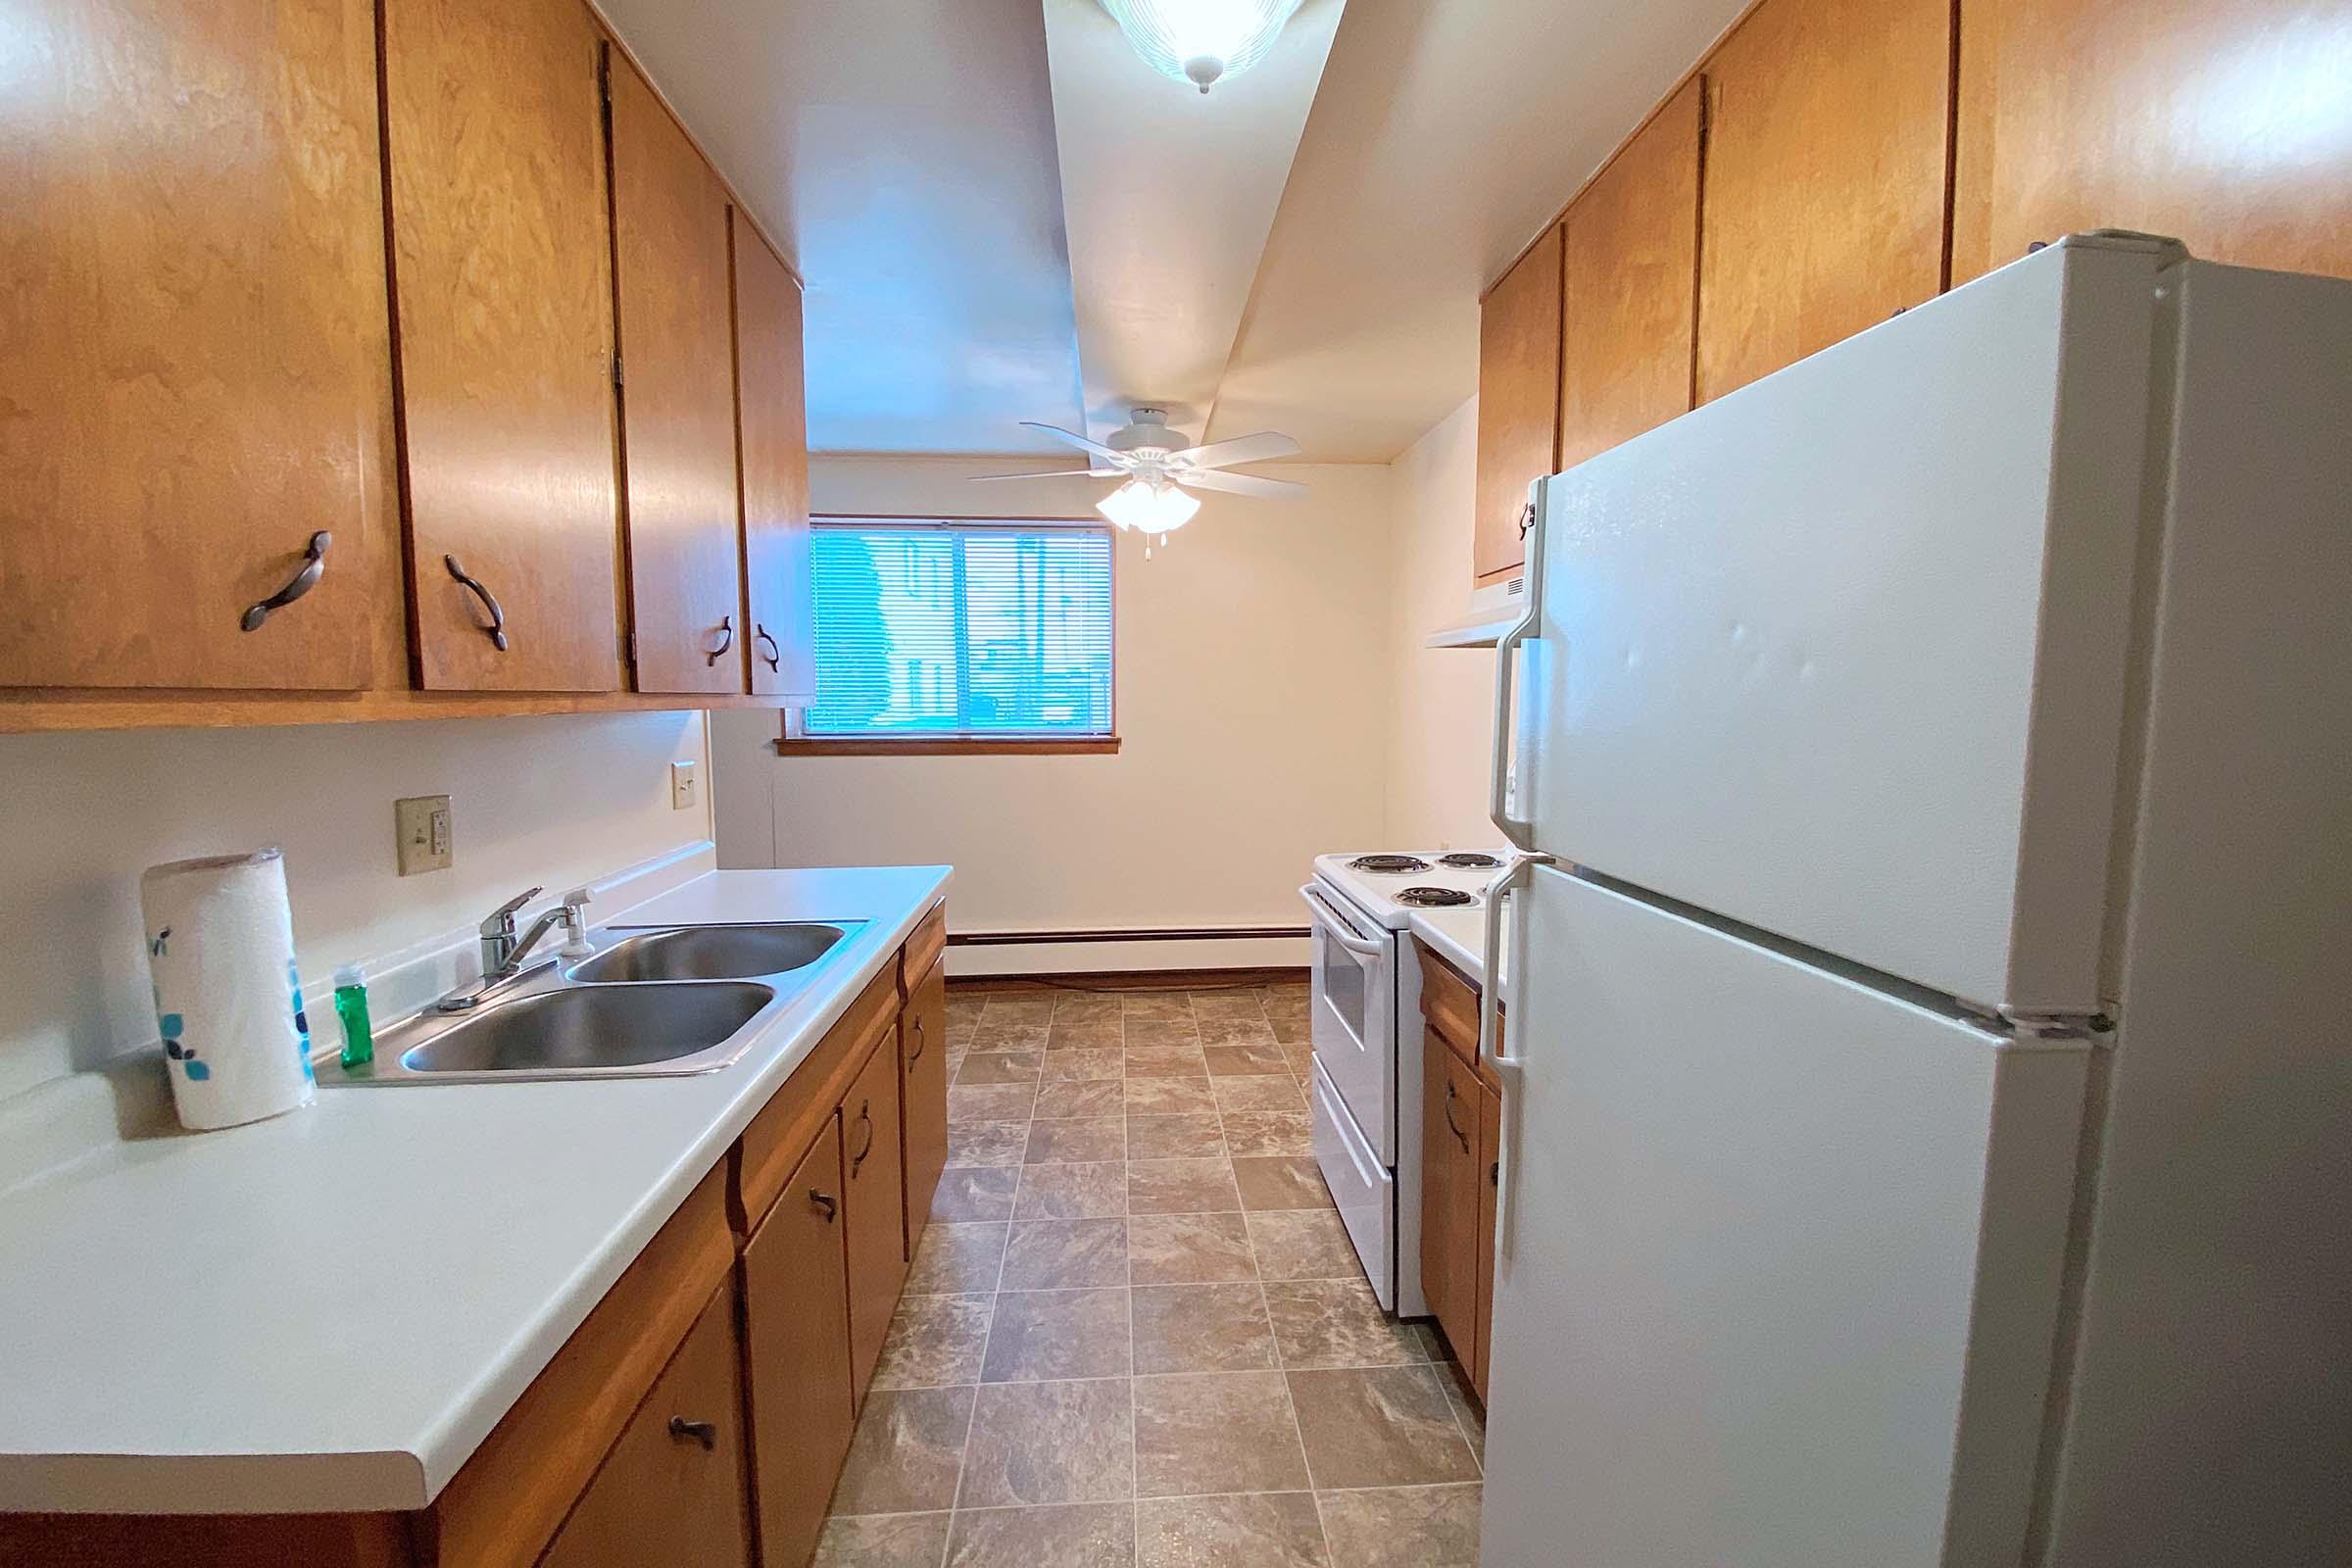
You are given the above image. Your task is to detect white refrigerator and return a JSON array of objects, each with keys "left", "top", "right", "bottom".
[{"left": 1475, "top": 234, "right": 2352, "bottom": 1567}]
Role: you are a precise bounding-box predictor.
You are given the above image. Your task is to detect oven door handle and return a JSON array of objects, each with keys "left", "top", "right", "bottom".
[{"left": 1298, "top": 884, "right": 1386, "bottom": 957}]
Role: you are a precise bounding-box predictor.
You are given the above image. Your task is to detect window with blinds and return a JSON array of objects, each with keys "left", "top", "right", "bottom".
[{"left": 797, "top": 520, "right": 1115, "bottom": 739}]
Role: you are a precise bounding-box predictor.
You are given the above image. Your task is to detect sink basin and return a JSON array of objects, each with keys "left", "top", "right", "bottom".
[
  {"left": 395, "top": 982, "right": 774, "bottom": 1080},
  {"left": 568, "top": 922, "right": 851, "bottom": 984}
]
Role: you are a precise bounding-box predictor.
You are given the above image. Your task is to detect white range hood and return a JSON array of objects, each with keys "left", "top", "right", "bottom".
[{"left": 1426, "top": 570, "right": 1528, "bottom": 648}]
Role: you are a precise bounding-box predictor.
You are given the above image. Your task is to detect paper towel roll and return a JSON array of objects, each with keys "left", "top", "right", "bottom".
[{"left": 140, "top": 849, "right": 316, "bottom": 1131}]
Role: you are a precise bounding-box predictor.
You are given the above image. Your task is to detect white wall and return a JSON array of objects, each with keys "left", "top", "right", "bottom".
[
  {"left": 711, "top": 456, "right": 1395, "bottom": 971},
  {"left": 0, "top": 711, "right": 710, "bottom": 1104},
  {"left": 1383, "top": 396, "right": 1500, "bottom": 850}
]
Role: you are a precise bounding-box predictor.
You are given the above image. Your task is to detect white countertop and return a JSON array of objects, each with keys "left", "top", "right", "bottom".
[
  {"left": 0, "top": 865, "right": 950, "bottom": 1516},
  {"left": 1409, "top": 904, "right": 1506, "bottom": 992}
]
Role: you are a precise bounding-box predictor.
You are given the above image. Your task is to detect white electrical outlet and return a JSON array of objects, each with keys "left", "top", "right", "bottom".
[
  {"left": 395, "top": 795, "right": 454, "bottom": 875},
  {"left": 670, "top": 760, "right": 698, "bottom": 811}
]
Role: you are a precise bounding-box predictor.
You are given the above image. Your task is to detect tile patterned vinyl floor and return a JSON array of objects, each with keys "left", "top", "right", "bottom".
[{"left": 813, "top": 982, "right": 1488, "bottom": 1568}]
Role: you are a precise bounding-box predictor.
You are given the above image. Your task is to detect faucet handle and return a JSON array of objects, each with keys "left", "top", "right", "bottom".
[{"left": 481, "top": 885, "right": 543, "bottom": 935}]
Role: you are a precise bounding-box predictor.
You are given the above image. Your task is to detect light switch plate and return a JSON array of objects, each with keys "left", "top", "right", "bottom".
[
  {"left": 670, "top": 760, "right": 698, "bottom": 811},
  {"left": 395, "top": 795, "right": 454, "bottom": 875}
]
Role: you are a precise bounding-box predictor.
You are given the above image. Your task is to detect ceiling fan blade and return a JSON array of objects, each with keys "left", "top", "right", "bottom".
[
  {"left": 1167, "top": 431, "right": 1300, "bottom": 469},
  {"left": 1020, "top": 420, "right": 1126, "bottom": 461},
  {"left": 1173, "top": 468, "right": 1307, "bottom": 499},
  {"left": 970, "top": 467, "right": 1123, "bottom": 481}
]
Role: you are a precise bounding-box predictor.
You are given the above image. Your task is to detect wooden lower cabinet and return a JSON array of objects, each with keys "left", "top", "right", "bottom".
[
  {"left": 898, "top": 954, "right": 949, "bottom": 1261},
  {"left": 538, "top": 1283, "right": 750, "bottom": 1568},
  {"left": 1420, "top": 1026, "right": 1481, "bottom": 1360},
  {"left": 842, "top": 1036, "right": 908, "bottom": 1403},
  {"left": 0, "top": 920, "right": 954, "bottom": 1568},
  {"left": 1416, "top": 942, "right": 1501, "bottom": 1403},
  {"left": 742, "top": 1114, "right": 855, "bottom": 1568}
]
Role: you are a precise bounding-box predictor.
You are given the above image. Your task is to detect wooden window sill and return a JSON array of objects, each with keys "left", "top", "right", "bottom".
[{"left": 773, "top": 736, "right": 1122, "bottom": 757}]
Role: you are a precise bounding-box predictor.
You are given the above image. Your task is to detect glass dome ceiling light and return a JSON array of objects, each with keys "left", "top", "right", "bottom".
[{"left": 1099, "top": 0, "right": 1307, "bottom": 93}]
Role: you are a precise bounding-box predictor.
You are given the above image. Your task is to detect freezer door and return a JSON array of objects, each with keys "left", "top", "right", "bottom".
[
  {"left": 1520, "top": 236, "right": 2165, "bottom": 1013},
  {"left": 1479, "top": 865, "right": 2088, "bottom": 1568}
]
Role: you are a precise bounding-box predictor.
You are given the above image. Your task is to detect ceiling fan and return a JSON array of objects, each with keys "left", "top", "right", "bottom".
[{"left": 974, "top": 406, "right": 1304, "bottom": 535}]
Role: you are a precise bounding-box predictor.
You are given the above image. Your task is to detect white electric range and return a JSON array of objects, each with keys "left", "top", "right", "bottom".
[{"left": 1299, "top": 851, "right": 1507, "bottom": 1314}]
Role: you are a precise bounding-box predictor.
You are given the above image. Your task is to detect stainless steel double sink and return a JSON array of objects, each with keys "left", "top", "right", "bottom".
[{"left": 330, "top": 921, "right": 864, "bottom": 1085}]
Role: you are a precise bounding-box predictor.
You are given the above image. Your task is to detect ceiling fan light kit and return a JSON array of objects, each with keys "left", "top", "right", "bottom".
[
  {"left": 1099, "top": 0, "right": 1306, "bottom": 94},
  {"left": 1097, "top": 476, "right": 1202, "bottom": 532},
  {"left": 978, "top": 405, "right": 1305, "bottom": 553}
]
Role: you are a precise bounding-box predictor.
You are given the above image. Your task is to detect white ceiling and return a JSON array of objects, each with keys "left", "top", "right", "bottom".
[{"left": 596, "top": 0, "right": 1752, "bottom": 463}]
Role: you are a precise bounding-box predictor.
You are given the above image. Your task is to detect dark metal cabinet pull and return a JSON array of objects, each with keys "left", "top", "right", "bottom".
[
  {"left": 851, "top": 1100, "right": 875, "bottom": 1170},
  {"left": 808, "top": 1188, "right": 838, "bottom": 1221},
  {"left": 1444, "top": 1080, "right": 1469, "bottom": 1150},
  {"left": 443, "top": 555, "right": 509, "bottom": 651},
  {"left": 706, "top": 614, "right": 734, "bottom": 666},
  {"left": 1517, "top": 499, "right": 1536, "bottom": 538},
  {"left": 667, "top": 1416, "right": 718, "bottom": 1450},
  {"left": 240, "top": 531, "right": 330, "bottom": 632},
  {"left": 907, "top": 1017, "right": 926, "bottom": 1065},
  {"left": 754, "top": 623, "right": 781, "bottom": 671}
]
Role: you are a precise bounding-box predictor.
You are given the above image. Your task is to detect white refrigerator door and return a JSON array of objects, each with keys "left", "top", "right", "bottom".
[
  {"left": 1479, "top": 865, "right": 2089, "bottom": 1568},
  {"left": 1519, "top": 235, "right": 2166, "bottom": 1014}
]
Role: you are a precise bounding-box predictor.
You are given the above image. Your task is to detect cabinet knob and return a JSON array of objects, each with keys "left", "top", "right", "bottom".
[
  {"left": 240, "top": 531, "right": 331, "bottom": 632},
  {"left": 705, "top": 614, "right": 735, "bottom": 666},
  {"left": 907, "top": 1016, "right": 926, "bottom": 1064},
  {"left": 808, "top": 1188, "right": 838, "bottom": 1221},
  {"left": 755, "top": 623, "right": 781, "bottom": 672},
  {"left": 667, "top": 1416, "right": 718, "bottom": 1450}
]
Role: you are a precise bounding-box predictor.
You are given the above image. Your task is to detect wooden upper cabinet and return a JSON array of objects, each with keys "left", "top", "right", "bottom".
[
  {"left": 0, "top": 0, "right": 392, "bottom": 692},
  {"left": 383, "top": 0, "right": 622, "bottom": 693},
  {"left": 1558, "top": 78, "right": 1704, "bottom": 470},
  {"left": 1696, "top": 0, "right": 1953, "bottom": 402},
  {"left": 1473, "top": 228, "right": 1564, "bottom": 582},
  {"left": 730, "top": 216, "right": 817, "bottom": 700},
  {"left": 606, "top": 47, "right": 747, "bottom": 696},
  {"left": 538, "top": 1284, "right": 751, "bottom": 1568},
  {"left": 1952, "top": 0, "right": 2352, "bottom": 284}
]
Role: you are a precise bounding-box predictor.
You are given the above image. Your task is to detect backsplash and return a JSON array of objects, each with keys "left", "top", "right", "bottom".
[{"left": 0, "top": 711, "right": 711, "bottom": 1107}]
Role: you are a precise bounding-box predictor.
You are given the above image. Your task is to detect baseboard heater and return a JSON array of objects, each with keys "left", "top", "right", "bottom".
[{"left": 948, "top": 924, "right": 1309, "bottom": 947}]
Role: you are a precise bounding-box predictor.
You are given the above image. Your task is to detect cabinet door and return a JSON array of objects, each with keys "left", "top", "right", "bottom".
[
  {"left": 606, "top": 47, "right": 746, "bottom": 695},
  {"left": 743, "top": 1114, "right": 855, "bottom": 1568},
  {"left": 0, "top": 0, "right": 392, "bottom": 691},
  {"left": 1558, "top": 77, "right": 1704, "bottom": 470},
  {"left": 899, "top": 955, "right": 949, "bottom": 1262},
  {"left": 1952, "top": 0, "right": 2352, "bottom": 285},
  {"left": 539, "top": 1283, "right": 750, "bottom": 1568},
  {"left": 383, "top": 0, "right": 623, "bottom": 693},
  {"left": 1473, "top": 229, "right": 1563, "bottom": 581},
  {"left": 843, "top": 1037, "right": 908, "bottom": 1403},
  {"left": 1696, "top": 0, "right": 1952, "bottom": 402},
  {"left": 1473, "top": 1076, "right": 1502, "bottom": 1400},
  {"left": 730, "top": 215, "right": 817, "bottom": 700},
  {"left": 1420, "top": 1029, "right": 1482, "bottom": 1366}
]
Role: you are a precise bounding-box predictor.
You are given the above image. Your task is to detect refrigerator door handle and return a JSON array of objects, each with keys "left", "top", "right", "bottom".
[
  {"left": 1489, "top": 478, "right": 1548, "bottom": 851},
  {"left": 1482, "top": 854, "right": 1548, "bottom": 1262},
  {"left": 1298, "top": 883, "right": 1385, "bottom": 957}
]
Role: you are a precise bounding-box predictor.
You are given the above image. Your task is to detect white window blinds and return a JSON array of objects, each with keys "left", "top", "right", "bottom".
[{"left": 802, "top": 521, "right": 1115, "bottom": 738}]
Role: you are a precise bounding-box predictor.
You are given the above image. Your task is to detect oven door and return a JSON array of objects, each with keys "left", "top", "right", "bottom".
[{"left": 1300, "top": 878, "right": 1396, "bottom": 1163}]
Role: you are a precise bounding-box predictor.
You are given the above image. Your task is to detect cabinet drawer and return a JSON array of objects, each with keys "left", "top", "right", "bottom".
[
  {"left": 899, "top": 902, "right": 947, "bottom": 996},
  {"left": 538, "top": 1283, "right": 749, "bottom": 1568}
]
